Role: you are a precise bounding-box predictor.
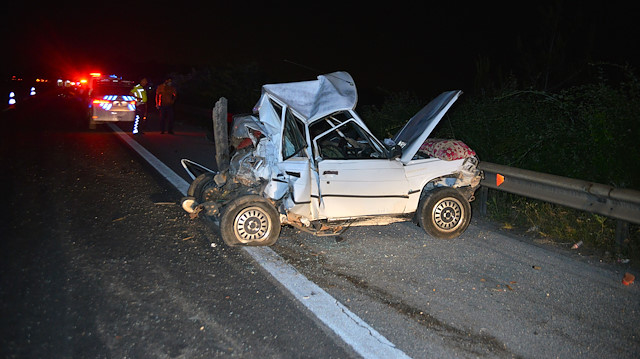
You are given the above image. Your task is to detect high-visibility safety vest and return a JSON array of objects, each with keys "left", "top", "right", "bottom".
[{"left": 130, "top": 84, "right": 147, "bottom": 104}]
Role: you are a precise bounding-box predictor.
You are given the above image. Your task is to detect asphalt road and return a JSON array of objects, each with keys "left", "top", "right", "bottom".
[
  {"left": 2, "top": 95, "right": 639, "bottom": 358},
  {"left": 0, "top": 99, "right": 356, "bottom": 358}
]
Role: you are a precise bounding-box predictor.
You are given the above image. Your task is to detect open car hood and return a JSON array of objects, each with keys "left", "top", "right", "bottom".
[{"left": 392, "top": 90, "right": 462, "bottom": 164}]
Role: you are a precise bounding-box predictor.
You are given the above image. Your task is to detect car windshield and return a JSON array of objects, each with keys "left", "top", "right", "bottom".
[{"left": 312, "top": 116, "right": 386, "bottom": 160}]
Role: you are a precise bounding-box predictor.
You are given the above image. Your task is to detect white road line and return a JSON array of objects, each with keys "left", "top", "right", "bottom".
[{"left": 110, "top": 124, "right": 411, "bottom": 359}]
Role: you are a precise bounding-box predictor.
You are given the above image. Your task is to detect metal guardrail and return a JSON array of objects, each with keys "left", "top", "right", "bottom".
[{"left": 477, "top": 161, "right": 640, "bottom": 245}]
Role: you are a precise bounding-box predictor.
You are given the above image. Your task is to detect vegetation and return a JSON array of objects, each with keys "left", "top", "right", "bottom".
[
  {"left": 168, "top": 58, "right": 640, "bottom": 264},
  {"left": 360, "top": 63, "right": 640, "bottom": 264}
]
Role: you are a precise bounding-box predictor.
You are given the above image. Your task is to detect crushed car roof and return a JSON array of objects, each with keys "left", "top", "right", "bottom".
[{"left": 260, "top": 71, "right": 357, "bottom": 124}]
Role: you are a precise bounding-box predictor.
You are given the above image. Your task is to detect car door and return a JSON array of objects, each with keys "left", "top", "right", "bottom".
[
  {"left": 312, "top": 119, "right": 409, "bottom": 218},
  {"left": 316, "top": 159, "right": 409, "bottom": 218}
]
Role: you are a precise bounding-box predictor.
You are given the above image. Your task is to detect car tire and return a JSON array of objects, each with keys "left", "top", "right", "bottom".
[
  {"left": 187, "top": 172, "right": 216, "bottom": 202},
  {"left": 219, "top": 195, "right": 280, "bottom": 246},
  {"left": 418, "top": 187, "right": 471, "bottom": 239}
]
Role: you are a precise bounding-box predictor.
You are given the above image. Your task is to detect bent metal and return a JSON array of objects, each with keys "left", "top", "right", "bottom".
[{"left": 180, "top": 72, "right": 482, "bottom": 246}]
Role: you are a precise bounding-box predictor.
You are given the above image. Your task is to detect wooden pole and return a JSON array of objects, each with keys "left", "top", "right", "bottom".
[{"left": 212, "top": 97, "right": 229, "bottom": 172}]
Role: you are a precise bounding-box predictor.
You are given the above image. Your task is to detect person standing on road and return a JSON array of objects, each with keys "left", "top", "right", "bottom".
[
  {"left": 155, "top": 77, "right": 177, "bottom": 134},
  {"left": 130, "top": 78, "right": 148, "bottom": 134}
]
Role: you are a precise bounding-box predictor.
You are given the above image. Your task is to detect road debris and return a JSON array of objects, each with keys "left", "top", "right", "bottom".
[
  {"left": 622, "top": 272, "right": 635, "bottom": 286},
  {"left": 571, "top": 241, "right": 583, "bottom": 249}
]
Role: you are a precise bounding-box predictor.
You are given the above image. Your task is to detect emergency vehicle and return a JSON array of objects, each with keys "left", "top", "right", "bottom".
[{"left": 86, "top": 74, "right": 136, "bottom": 129}]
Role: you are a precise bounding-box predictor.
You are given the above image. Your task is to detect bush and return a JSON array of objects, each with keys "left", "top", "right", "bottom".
[
  {"left": 441, "top": 64, "right": 640, "bottom": 190},
  {"left": 360, "top": 64, "right": 640, "bottom": 261}
]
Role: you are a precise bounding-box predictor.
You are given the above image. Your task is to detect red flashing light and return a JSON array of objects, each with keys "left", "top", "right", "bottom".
[{"left": 90, "top": 72, "right": 101, "bottom": 78}]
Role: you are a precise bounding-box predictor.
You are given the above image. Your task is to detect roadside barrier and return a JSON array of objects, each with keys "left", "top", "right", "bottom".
[{"left": 477, "top": 161, "right": 640, "bottom": 246}]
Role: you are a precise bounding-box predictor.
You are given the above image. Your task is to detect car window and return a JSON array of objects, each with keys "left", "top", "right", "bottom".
[
  {"left": 270, "top": 100, "right": 283, "bottom": 123},
  {"left": 93, "top": 84, "right": 133, "bottom": 96},
  {"left": 312, "top": 118, "right": 385, "bottom": 160},
  {"left": 282, "top": 108, "right": 307, "bottom": 159}
]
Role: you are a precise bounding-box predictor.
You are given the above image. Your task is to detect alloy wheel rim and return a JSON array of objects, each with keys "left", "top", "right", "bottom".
[
  {"left": 234, "top": 206, "right": 272, "bottom": 243},
  {"left": 432, "top": 197, "right": 464, "bottom": 232}
]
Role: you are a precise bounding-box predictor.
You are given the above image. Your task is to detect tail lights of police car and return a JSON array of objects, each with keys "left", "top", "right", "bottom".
[{"left": 92, "top": 96, "right": 136, "bottom": 111}]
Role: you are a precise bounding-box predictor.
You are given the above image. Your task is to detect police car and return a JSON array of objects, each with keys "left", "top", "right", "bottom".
[{"left": 88, "top": 75, "right": 136, "bottom": 129}]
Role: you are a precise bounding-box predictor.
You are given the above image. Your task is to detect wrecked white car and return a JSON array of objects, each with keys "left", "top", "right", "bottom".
[{"left": 181, "top": 72, "right": 482, "bottom": 246}]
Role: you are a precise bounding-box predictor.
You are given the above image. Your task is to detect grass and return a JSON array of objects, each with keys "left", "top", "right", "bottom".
[{"left": 478, "top": 190, "right": 640, "bottom": 268}]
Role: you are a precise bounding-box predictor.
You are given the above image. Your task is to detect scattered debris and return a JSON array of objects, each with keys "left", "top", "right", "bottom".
[
  {"left": 182, "top": 236, "right": 194, "bottom": 241},
  {"left": 532, "top": 265, "right": 541, "bottom": 270},
  {"left": 154, "top": 202, "right": 175, "bottom": 205},
  {"left": 571, "top": 241, "right": 583, "bottom": 250},
  {"left": 112, "top": 216, "right": 126, "bottom": 222},
  {"left": 622, "top": 272, "right": 635, "bottom": 286}
]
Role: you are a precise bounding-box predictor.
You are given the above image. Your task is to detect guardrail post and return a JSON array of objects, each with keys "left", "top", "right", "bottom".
[
  {"left": 616, "top": 220, "right": 629, "bottom": 250},
  {"left": 478, "top": 186, "right": 488, "bottom": 217}
]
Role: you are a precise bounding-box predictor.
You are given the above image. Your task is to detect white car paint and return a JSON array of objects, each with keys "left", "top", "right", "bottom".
[{"left": 183, "top": 71, "right": 481, "bottom": 236}]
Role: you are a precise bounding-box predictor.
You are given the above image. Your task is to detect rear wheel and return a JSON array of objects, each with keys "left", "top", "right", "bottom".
[
  {"left": 220, "top": 195, "right": 280, "bottom": 246},
  {"left": 418, "top": 187, "right": 471, "bottom": 239}
]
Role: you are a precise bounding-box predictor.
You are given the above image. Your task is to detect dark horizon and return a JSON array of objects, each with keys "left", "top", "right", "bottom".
[{"left": 5, "top": 1, "right": 640, "bottom": 97}]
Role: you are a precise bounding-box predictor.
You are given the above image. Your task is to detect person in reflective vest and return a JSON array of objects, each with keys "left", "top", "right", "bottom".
[{"left": 130, "top": 78, "right": 148, "bottom": 134}]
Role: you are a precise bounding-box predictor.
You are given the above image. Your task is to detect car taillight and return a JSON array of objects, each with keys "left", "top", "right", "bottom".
[{"left": 92, "top": 99, "right": 110, "bottom": 104}]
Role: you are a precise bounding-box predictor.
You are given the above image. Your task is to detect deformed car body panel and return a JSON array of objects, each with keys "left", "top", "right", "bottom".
[
  {"left": 182, "top": 72, "right": 482, "bottom": 244},
  {"left": 261, "top": 71, "right": 357, "bottom": 124}
]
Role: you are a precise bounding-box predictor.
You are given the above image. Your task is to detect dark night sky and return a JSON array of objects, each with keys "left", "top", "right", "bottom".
[{"left": 4, "top": 1, "right": 639, "bottom": 97}]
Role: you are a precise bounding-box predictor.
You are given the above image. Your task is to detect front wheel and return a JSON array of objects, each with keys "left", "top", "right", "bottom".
[
  {"left": 418, "top": 187, "right": 471, "bottom": 239},
  {"left": 220, "top": 195, "right": 281, "bottom": 246}
]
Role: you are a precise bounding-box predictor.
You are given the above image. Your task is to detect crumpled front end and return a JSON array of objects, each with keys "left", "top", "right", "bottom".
[
  {"left": 423, "top": 155, "right": 482, "bottom": 202},
  {"left": 181, "top": 111, "right": 290, "bottom": 220}
]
